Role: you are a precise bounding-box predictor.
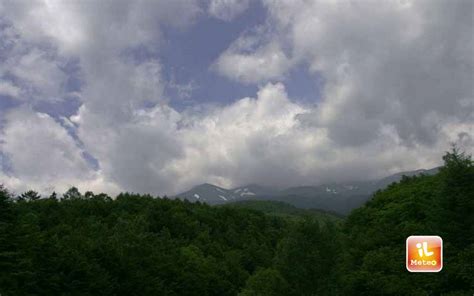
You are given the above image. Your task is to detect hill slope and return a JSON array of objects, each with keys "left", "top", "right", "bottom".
[
  {"left": 341, "top": 153, "right": 473, "bottom": 295},
  {"left": 222, "top": 200, "right": 343, "bottom": 222}
]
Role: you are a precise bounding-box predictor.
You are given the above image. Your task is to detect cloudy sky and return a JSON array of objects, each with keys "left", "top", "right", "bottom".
[{"left": 0, "top": 0, "right": 473, "bottom": 196}]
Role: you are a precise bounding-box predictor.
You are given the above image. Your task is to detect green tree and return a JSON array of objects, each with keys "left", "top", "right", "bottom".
[
  {"left": 19, "top": 190, "right": 41, "bottom": 202},
  {"left": 63, "top": 186, "right": 82, "bottom": 200},
  {"left": 341, "top": 149, "right": 474, "bottom": 295},
  {"left": 239, "top": 268, "right": 289, "bottom": 296},
  {"left": 436, "top": 147, "right": 474, "bottom": 247},
  {"left": 49, "top": 191, "right": 58, "bottom": 200},
  {"left": 275, "top": 217, "right": 340, "bottom": 296},
  {"left": 0, "top": 185, "right": 17, "bottom": 294}
]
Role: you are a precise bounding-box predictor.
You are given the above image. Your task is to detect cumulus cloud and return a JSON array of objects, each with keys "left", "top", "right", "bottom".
[
  {"left": 9, "top": 49, "right": 67, "bottom": 100},
  {"left": 0, "top": 107, "right": 98, "bottom": 194},
  {"left": 260, "top": 0, "right": 473, "bottom": 148},
  {"left": 0, "top": 81, "right": 20, "bottom": 98},
  {"left": 73, "top": 83, "right": 307, "bottom": 193},
  {"left": 2, "top": 0, "right": 201, "bottom": 55},
  {"left": 74, "top": 82, "right": 455, "bottom": 193},
  {"left": 213, "top": 33, "right": 293, "bottom": 83},
  {"left": 0, "top": 24, "right": 70, "bottom": 103},
  {"left": 172, "top": 83, "right": 308, "bottom": 190},
  {"left": 0, "top": 0, "right": 201, "bottom": 194},
  {"left": 208, "top": 0, "right": 250, "bottom": 21}
]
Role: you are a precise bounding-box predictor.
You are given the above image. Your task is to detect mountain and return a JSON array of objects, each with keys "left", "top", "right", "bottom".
[
  {"left": 266, "top": 167, "right": 440, "bottom": 213},
  {"left": 279, "top": 167, "right": 440, "bottom": 199},
  {"left": 231, "top": 184, "right": 279, "bottom": 198},
  {"left": 373, "top": 167, "right": 440, "bottom": 189},
  {"left": 175, "top": 183, "right": 278, "bottom": 204},
  {"left": 175, "top": 167, "right": 440, "bottom": 214},
  {"left": 175, "top": 183, "right": 239, "bottom": 204}
]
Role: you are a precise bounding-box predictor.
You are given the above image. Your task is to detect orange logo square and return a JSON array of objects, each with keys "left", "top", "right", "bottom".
[{"left": 406, "top": 235, "right": 443, "bottom": 272}]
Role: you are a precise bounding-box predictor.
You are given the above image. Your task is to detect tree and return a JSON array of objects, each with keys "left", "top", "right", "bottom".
[
  {"left": 0, "top": 185, "right": 17, "bottom": 293},
  {"left": 49, "top": 191, "right": 57, "bottom": 200},
  {"left": 63, "top": 187, "right": 82, "bottom": 200},
  {"left": 341, "top": 149, "right": 474, "bottom": 295},
  {"left": 239, "top": 268, "right": 289, "bottom": 296},
  {"left": 436, "top": 147, "right": 474, "bottom": 247},
  {"left": 19, "top": 190, "right": 41, "bottom": 202},
  {"left": 274, "top": 217, "right": 340, "bottom": 296}
]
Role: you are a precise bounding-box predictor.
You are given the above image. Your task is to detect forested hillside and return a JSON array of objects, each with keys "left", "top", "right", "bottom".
[
  {"left": 222, "top": 200, "right": 342, "bottom": 222},
  {"left": 0, "top": 150, "right": 472, "bottom": 295},
  {"left": 340, "top": 149, "right": 474, "bottom": 295}
]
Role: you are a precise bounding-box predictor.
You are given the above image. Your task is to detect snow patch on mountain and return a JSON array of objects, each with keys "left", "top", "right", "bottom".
[{"left": 237, "top": 187, "right": 256, "bottom": 196}]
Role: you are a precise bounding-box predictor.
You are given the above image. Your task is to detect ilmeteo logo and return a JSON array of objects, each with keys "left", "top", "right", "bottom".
[{"left": 406, "top": 236, "right": 443, "bottom": 272}]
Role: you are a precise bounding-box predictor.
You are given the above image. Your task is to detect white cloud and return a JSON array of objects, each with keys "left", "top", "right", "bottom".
[
  {"left": 169, "top": 82, "right": 461, "bottom": 190},
  {"left": 168, "top": 78, "right": 198, "bottom": 100},
  {"left": 214, "top": 34, "right": 293, "bottom": 84},
  {"left": 74, "top": 83, "right": 311, "bottom": 193},
  {"left": 200, "top": 0, "right": 472, "bottom": 190},
  {"left": 74, "top": 82, "right": 456, "bottom": 194},
  {"left": 0, "top": 81, "right": 20, "bottom": 98},
  {"left": 0, "top": 24, "right": 69, "bottom": 103},
  {"left": 260, "top": 0, "right": 474, "bottom": 147},
  {"left": 0, "top": 0, "right": 201, "bottom": 195},
  {"left": 0, "top": 107, "right": 101, "bottom": 194},
  {"left": 75, "top": 103, "right": 184, "bottom": 195},
  {"left": 208, "top": 0, "right": 250, "bottom": 21},
  {"left": 2, "top": 0, "right": 201, "bottom": 56},
  {"left": 172, "top": 82, "right": 308, "bottom": 190},
  {"left": 9, "top": 48, "right": 67, "bottom": 100}
]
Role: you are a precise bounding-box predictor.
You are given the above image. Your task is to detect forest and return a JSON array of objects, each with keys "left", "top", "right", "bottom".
[{"left": 0, "top": 149, "right": 473, "bottom": 295}]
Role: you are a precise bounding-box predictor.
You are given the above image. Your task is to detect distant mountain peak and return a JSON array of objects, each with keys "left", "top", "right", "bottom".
[{"left": 175, "top": 183, "right": 236, "bottom": 204}]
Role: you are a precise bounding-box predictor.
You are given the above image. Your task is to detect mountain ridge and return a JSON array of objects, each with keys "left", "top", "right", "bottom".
[{"left": 175, "top": 167, "right": 440, "bottom": 214}]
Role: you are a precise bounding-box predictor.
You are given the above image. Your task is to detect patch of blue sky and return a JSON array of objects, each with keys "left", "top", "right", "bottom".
[{"left": 158, "top": 0, "right": 266, "bottom": 110}]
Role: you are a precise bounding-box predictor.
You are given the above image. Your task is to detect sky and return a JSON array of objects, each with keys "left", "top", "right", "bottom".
[{"left": 0, "top": 0, "right": 473, "bottom": 196}]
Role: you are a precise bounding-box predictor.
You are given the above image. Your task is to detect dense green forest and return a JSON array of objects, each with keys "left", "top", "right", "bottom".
[
  {"left": 222, "top": 200, "right": 343, "bottom": 222},
  {"left": 0, "top": 149, "right": 473, "bottom": 295}
]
